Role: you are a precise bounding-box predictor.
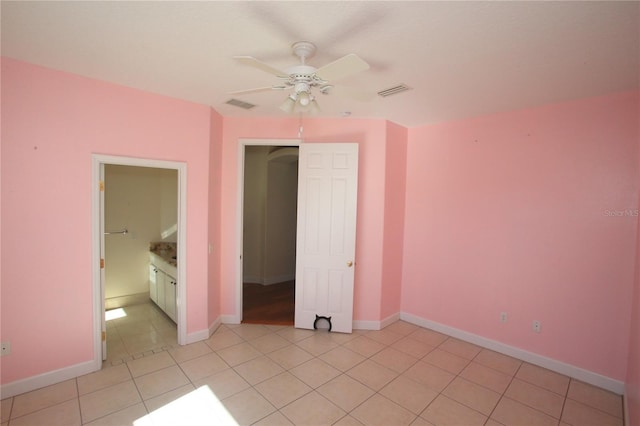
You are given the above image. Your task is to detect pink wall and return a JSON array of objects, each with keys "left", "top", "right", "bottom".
[
  {"left": 0, "top": 58, "right": 212, "bottom": 384},
  {"left": 626, "top": 99, "right": 640, "bottom": 423},
  {"left": 219, "top": 117, "right": 389, "bottom": 322},
  {"left": 380, "top": 122, "right": 408, "bottom": 319},
  {"left": 403, "top": 91, "right": 639, "bottom": 380},
  {"left": 208, "top": 108, "right": 224, "bottom": 326}
]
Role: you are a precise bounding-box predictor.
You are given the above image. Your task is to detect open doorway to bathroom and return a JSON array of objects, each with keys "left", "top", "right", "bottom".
[
  {"left": 92, "top": 154, "right": 187, "bottom": 368},
  {"left": 103, "top": 165, "right": 178, "bottom": 364},
  {"left": 242, "top": 145, "right": 299, "bottom": 325}
]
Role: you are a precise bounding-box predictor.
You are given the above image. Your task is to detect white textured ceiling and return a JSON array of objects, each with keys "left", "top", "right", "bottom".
[{"left": 2, "top": 1, "right": 638, "bottom": 127}]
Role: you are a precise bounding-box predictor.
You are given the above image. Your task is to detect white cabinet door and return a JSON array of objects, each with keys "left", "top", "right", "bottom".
[
  {"left": 165, "top": 275, "right": 177, "bottom": 322},
  {"left": 295, "top": 143, "right": 358, "bottom": 333},
  {"left": 156, "top": 269, "right": 166, "bottom": 311},
  {"left": 149, "top": 264, "right": 158, "bottom": 304}
]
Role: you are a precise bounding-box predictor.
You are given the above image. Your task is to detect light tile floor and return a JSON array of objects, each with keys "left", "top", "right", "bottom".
[{"left": 1, "top": 303, "right": 624, "bottom": 426}]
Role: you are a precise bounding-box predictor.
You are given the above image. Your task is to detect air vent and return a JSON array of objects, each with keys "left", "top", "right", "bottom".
[
  {"left": 226, "top": 98, "right": 256, "bottom": 109},
  {"left": 377, "top": 84, "right": 411, "bottom": 98}
]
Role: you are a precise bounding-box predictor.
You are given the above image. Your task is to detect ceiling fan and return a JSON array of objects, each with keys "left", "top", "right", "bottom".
[{"left": 231, "top": 41, "right": 371, "bottom": 114}]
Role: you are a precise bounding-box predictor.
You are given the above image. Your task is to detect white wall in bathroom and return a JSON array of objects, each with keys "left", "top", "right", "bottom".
[{"left": 105, "top": 165, "right": 177, "bottom": 299}]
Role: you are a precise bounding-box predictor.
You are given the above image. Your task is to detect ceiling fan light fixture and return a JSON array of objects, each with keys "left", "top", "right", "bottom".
[
  {"left": 280, "top": 95, "right": 296, "bottom": 113},
  {"left": 297, "top": 91, "right": 311, "bottom": 107}
]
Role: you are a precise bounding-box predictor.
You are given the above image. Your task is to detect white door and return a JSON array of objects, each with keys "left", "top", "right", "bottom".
[
  {"left": 99, "top": 165, "right": 107, "bottom": 360},
  {"left": 294, "top": 143, "right": 358, "bottom": 333}
]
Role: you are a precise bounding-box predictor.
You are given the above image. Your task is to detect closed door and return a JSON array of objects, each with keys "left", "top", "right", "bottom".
[{"left": 294, "top": 143, "right": 358, "bottom": 333}]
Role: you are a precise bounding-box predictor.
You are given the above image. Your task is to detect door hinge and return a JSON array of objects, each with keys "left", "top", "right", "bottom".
[
  {"left": 99, "top": 180, "right": 104, "bottom": 192},
  {"left": 102, "top": 331, "right": 106, "bottom": 341},
  {"left": 100, "top": 258, "right": 105, "bottom": 269}
]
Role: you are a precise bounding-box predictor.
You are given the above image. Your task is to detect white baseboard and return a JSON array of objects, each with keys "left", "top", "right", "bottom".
[
  {"left": 221, "top": 314, "right": 241, "bottom": 325},
  {"left": 208, "top": 317, "right": 222, "bottom": 336},
  {"left": 380, "top": 312, "right": 401, "bottom": 329},
  {"left": 400, "top": 312, "right": 625, "bottom": 395},
  {"left": 0, "top": 359, "right": 99, "bottom": 399},
  {"left": 353, "top": 320, "right": 381, "bottom": 330}
]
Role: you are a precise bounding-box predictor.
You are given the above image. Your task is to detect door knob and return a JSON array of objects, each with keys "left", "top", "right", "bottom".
[{"left": 347, "top": 261, "right": 353, "bottom": 267}]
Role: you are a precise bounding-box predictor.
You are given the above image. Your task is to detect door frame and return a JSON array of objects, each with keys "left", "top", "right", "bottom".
[
  {"left": 91, "top": 154, "right": 188, "bottom": 367},
  {"left": 235, "top": 139, "right": 301, "bottom": 323}
]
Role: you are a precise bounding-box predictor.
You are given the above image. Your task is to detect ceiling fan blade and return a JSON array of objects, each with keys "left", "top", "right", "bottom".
[
  {"left": 233, "top": 56, "right": 289, "bottom": 78},
  {"left": 329, "top": 85, "right": 376, "bottom": 102},
  {"left": 229, "top": 86, "right": 286, "bottom": 95},
  {"left": 315, "top": 53, "right": 370, "bottom": 82}
]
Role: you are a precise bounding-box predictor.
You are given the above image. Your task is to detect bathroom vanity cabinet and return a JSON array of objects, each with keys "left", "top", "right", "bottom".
[{"left": 149, "top": 252, "right": 177, "bottom": 323}]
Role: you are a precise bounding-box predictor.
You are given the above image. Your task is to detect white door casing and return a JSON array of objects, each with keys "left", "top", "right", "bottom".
[
  {"left": 294, "top": 143, "right": 359, "bottom": 333},
  {"left": 99, "top": 164, "right": 107, "bottom": 360}
]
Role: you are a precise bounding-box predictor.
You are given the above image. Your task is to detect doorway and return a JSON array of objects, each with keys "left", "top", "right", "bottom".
[
  {"left": 92, "top": 154, "right": 187, "bottom": 367},
  {"left": 242, "top": 145, "right": 299, "bottom": 325}
]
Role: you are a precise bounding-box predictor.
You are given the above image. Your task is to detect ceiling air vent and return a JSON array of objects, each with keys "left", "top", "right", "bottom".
[
  {"left": 377, "top": 84, "right": 411, "bottom": 98},
  {"left": 226, "top": 98, "right": 256, "bottom": 110}
]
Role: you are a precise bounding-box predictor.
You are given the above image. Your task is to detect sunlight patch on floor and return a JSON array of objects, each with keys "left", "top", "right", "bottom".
[
  {"left": 134, "top": 386, "right": 238, "bottom": 426},
  {"left": 105, "top": 308, "right": 127, "bottom": 321}
]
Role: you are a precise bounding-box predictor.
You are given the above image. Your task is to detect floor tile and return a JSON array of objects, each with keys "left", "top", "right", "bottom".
[
  {"left": 393, "top": 337, "right": 436, "bottom": 358},
  {"left": 84, "top": 402, "right": 149, "bottom": 426},
  {"left": 334, "top": 414, "right": 366, "bottom": 425},
  {"left": 267, "top": 344, "right": 314, "bottom": 369},
  {"left": 254, "top": 372, "right": 313, "bottom": 408},
  {"left": 276, "top": 327, "right": 316, "bottom": 343},
  {"left": 79, "top": 380, "right": 141, "bottom": 424},
  {"left": 567, "top": 379, "right": 623, "bottom": 418},
  {"left": 320, "top": 346, "right": 366, "bottom": 372},
  {"left": 346, "top": 359, "right": 398, "bottom": 391},
  {"left": 370, "top": 347, "right": 419, "bottom": 373},
  {"left": 9, "top": 399, "right": 81, "bottom": 426},
  {"left": 442, "top": 377, "right": 501, "bottom": 416},
  {"left": 561, "top": 398, "right": 623, "bottom": 426},
  {"left": 290, "top": 358, "right": 342, "bottom": 388},
  {"left": 438, "top": 338, "right": 482, "bottom": 360},
  {"left": 147, "top": 385, "right": 237, "bottom": 426},
  {"left": 422, "top": 348, "right": 470, "bottom": 374},
  {"left": 342, "top": 335, "right": 387, "bottom": 357},
  {"left": 253, "top": 410, "right": 295, "bottom": 426},
  {"left": 317, "top": 374, "right": 375, "bottom": 412},
  {"left": 420, "top": 395, "right": 487, "bottom": 426},
  {"left": 204, "top": 330, "right": 245, "bottom": 351},
  {"left": 295, "top": 333, "right": 340, "bottom": 356},
  {"left": 193, "top": 368, "right": 251, "bottom": 400},
  {"left": 77, "top": 364, "right": 132, "bottom": 395},
  {"left": 383, "top": 320, "right": 420, "bottom": 336},
  {"left": 167, "top": 341, "right": 212, "bottom": 363},
  {"left": 233, "top": 355, "right": 285, "bottom": 385},
  {"left": 351, "top": 394, "right": 416, "bottom": 426},
  {"left": 179, "top": 352, "right": 229, "bottom": 382},
  {"left": 365, "top": 329, "right": 404, "bottom": 346},
  {"left": 491, "top": 396, "right": 558, "bottom": 426},
  {"left": 248, "top": 333, "right": 291, "bottom": 354},
  {"left": 516, "top": 363, "right": 570, "bottom": 396},
  {"left": 280, "top": 391, "right": 346, "bottom": 425},
  {"left": 403, "top": 360, "right": 455, "bottom": 392},
  {"left": 230, "top": 324, "right": 272, "bottom": 340},
  {"left": 408, "top": 328, "right": 448, "bottom": 347},
  {"left": 474, "top": 349, "right": 522, "bottom": 376},
  {"left": 142, "top": 384, "right": 195, "bottom": 413},
  {"left": 217, "top": 342, "right": 262, "bottom": 367},
  {"left": 459, "top": 361, "right": 513, "bottom": 394},
  {"left": 379, "top": 375, "right": 438, "bottom": 414},
  {"left": 1, "top": 398, "right": 12, "bottom": 423},
  {"left": 133, "top": 365, "right": 190, "bottom": 400},
  {"left": 11, "top": 379, "right": 77, "bottom": 419},
  {"left": 222, "top": 388, "right": 276, "bottom": 426},
  {"left": 127, "top": 351, "right": 176, "bottom": 378},
  {"left": 506, "top": 378, "right": 564, "bottom": 418}
]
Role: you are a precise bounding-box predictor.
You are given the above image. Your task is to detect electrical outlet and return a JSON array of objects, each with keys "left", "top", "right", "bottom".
[
  {"left": 532, "top": 320, "right": 541, "bottom": 333},
  {"left": 500, "top": 312, "right": 507, "bottom": 323},
  {"left": 1, "top": 341, "right": 11, "bottom": 356}
]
